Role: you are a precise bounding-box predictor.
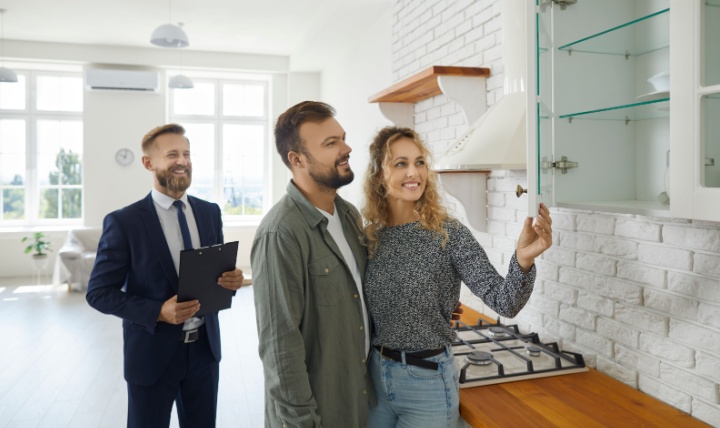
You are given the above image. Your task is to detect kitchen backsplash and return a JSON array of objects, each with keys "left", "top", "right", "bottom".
[{"left": 391, "top": 0, "right": 720, "bottom": 425}]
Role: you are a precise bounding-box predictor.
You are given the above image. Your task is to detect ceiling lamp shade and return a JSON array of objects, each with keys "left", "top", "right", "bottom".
[
  {"left": 0, "top": 66, "right": 17, "bottom": 82},
  {"left": 169, "top": 74, "right": 193, "bottom": 89},
  {"left": 150, "top": 24, "right": 189, "bottom": 48}
]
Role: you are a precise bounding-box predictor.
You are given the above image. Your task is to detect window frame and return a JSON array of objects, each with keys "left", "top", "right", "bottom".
[
  {"left": 169, "top": 74, "right": 271, "bottom": 223},
  {"left": 0, "top": 69, "right": 84, "bottom": 227}
]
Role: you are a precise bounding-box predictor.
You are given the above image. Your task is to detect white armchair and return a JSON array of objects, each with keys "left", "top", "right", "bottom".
[{"left": 55, "top": 228, "right": 101, "bottom": 292}]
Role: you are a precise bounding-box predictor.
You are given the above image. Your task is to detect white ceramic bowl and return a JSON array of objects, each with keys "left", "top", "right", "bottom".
[{"left": 648, "top": 71, "right": 670, "bottom": 92}]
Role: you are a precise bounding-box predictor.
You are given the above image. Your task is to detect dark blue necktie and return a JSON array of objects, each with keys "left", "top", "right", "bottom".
[{"left": 173, "top": 200, "right": 193, "bottom": 250}]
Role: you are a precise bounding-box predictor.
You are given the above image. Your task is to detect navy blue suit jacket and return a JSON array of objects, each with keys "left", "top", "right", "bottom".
[{"left": 87, "top": 193, "right": 224, "bottom": 386}]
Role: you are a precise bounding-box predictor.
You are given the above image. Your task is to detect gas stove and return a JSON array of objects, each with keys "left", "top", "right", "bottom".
[{"left": 452, "top": 317, "right": 587, "bottom": 388}]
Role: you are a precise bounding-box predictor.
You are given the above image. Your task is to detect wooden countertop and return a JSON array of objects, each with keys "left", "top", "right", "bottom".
[{"left": 458, "top": 307, "right": 710, "bottom": 427}]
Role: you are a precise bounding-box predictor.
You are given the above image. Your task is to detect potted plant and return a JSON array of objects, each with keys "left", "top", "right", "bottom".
[{"left": 22, "top": 232, "right": 52, "bottom": 270}]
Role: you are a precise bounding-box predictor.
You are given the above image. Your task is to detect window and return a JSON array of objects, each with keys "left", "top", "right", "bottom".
[
  {"left": 0, "top": 70, "right": 83, "bottom": 226},
  {"left": 169, "top": 74, "right": 269, "bottom": 221}
]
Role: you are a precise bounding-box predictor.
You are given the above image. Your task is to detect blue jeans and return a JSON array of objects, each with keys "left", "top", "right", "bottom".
[{"left": 368, "top": 345, "right": 459, "bottom": 428}]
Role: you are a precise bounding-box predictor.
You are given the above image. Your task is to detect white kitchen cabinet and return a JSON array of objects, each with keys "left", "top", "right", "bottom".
[
  {"left": 671, "top": 0, "right": 720, "bottom": 221},
  {"left": 525, "top": 0, "right": 720, "bottom": 221}
]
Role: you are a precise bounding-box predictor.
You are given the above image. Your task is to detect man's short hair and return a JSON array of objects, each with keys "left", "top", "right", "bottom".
[
  {"left": 142, "top": 123, "right": 187, "bottom": 153},
  {"left": 274, "top": 101, "right": 335, "bottom": 168}
]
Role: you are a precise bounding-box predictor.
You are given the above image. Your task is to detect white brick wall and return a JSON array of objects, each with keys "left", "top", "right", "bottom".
[
  {"left": 616, "top": 261, "right": 666, "bottom": 288},
  {"left": 667, "top": 271, "right": 720, "bottom": 302},
  {"left": 615, "top": 344, "right": 661, "bottom": 378},
  {"left": 597, "top": 355, "right": 637, "bottom": 386},
  {"left": 391, "top": 0, "right": 720, "bottom": 425},
  {"left": 638, "top": 333, "right": 695, "bottom": 368},
  {"left": 615, "top": 303, "right": 668, "bottom": 336},
  {"left": 669, "top": 320, "right": 720, "bottom": 356},
  {"left": 639, "top": 375, "right": 693, "bottom": 412},
  {"left": 615, "top": 218, "right": 662, "bottom": 242},
  {"left": 638, "top": 243, "right": 694, "bottom": 271}
]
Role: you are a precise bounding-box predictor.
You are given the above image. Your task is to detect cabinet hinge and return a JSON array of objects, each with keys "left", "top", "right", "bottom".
[
  {"left": 540, "top": 0, "right": 577, "bottom": 11},
  {"left": 542, "top": 156, "right": 579, "bottom": 174},
  {"left": 552, "top": 0, "right": 577, "bottom": 10}
]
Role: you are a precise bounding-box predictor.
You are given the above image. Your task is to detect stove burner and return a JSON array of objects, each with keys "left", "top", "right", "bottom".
[
  {"left": 467, "top": 351, "right": 494, "bottom": 365},
  {"left": 488, "top": 326, "right": 507, "bottom": 337},
  {"left": 527, "top": 346, "right": 542, "bottom": 357},
  {"left": 453, "top": 319, "right": 587, "bottom": 387}
]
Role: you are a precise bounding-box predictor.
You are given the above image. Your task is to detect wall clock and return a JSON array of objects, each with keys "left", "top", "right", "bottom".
[{"left": 115, "top": 148, "right": 135, "bottom": 166}]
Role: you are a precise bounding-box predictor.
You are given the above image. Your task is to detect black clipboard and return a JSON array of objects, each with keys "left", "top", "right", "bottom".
[{"left": 177, "top": 241, "right": 239, "bottom": 317}]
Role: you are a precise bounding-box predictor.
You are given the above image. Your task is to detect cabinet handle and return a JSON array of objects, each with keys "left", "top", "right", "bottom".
[{"left": 516, "top": 185, "right": 527, "bottom": 198}]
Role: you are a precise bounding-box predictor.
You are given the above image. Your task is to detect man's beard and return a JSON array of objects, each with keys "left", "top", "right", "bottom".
[
  {"left": 306, "top": 153, "right": 354, "bottom": 190},
  {"left": 156, "top": 166, "right": 192, "bottom": 194}
]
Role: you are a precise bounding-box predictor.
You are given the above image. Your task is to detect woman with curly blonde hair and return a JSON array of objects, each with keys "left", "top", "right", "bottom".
[
  {"left": 361, "top": 126, "right": 554, "bottom": 428},
  {"left": 362, "top": 126, "right": 449, "bottom": 257}
]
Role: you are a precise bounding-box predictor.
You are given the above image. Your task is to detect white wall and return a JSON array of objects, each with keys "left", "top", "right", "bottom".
[
  {"left": 269, "top": 73, "right": 292, "bottom": 208},
  {"left": 392, "top": 0, "right": 720, "bottom": 425},
  {"left": 288, "top": 72, "right": 321, "bottom": 106},
  {"left": 319, "top": 10, "right": 394, "bottom": 206},
  {"left": 83, "top": 77, "right": 165, "bottom": 227},
  {"left": 0, "top": 230, "right": 68, "bottom": 279}
]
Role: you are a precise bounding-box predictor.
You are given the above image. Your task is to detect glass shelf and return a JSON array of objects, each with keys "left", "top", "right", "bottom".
[
  {"left": 558, "top": 200, "right": 669, "bottom": 217},
  {"left": 558, "top": 8, "right": 669, "bottom": 56},
  {"left": 559, "top": 97, "right": 669, "bottom": 121}
]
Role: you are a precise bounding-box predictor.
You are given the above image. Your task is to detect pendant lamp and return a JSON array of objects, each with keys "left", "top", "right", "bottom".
[
  {"left": 168, "top": 23, "right": 193, "bottom": 89},
  {"left": 0, "top": 9, "right": 18, "bottom": 83},
  {"left": 150, "top": 0, "right": 189, "bottom": 48},
  {"left": 169, "top": 74, "right": 194, "bottom": 89}
]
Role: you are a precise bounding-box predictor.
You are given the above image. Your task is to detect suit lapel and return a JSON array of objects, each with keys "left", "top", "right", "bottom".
[{"left": 140, "top": 193, "right": 179, "bottom": 289}]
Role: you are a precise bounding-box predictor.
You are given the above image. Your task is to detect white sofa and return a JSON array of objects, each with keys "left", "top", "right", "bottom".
[{"left": 55, "top": 228, "right": 101, "bottom": 292}]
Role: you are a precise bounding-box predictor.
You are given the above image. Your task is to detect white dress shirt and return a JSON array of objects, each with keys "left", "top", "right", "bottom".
[{"left": 151, "top": 188, "right": 204, "bottom": 330}]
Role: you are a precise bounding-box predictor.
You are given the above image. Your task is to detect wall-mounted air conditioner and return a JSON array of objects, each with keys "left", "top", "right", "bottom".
[{"left": 85, "top": 69, "right": 160, "bottom": 92}]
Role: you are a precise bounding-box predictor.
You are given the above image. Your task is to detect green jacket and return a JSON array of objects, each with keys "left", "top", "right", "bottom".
[{"left": 251, "top": 181, "right": 373, "bottom": 428}]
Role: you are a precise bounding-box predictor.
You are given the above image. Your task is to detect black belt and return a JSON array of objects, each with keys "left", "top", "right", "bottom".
[
  {"left": 180, "top": 325, "right": 205, "bottom": 343},
  {"left": 374, "top": 345, "right": 444, "bottom": 370}
]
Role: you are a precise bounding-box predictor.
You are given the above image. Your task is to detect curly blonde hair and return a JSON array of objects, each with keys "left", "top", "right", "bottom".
[{"left": 362, "top": 126, "right": 449, "bottom": 257}]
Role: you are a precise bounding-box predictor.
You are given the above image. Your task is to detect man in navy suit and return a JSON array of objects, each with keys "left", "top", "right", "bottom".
[{"left": 86, "top": 124, "right": 245, "bottom": 428}]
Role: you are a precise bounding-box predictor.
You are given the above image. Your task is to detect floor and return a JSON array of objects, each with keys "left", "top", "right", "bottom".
[{"left": 0, "top": 276, "right": 264, "bottom": 428}]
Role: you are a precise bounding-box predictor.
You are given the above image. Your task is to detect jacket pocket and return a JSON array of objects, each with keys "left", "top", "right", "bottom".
[{"left": 308, "top": 255, "right": 343, "bottom": 306}]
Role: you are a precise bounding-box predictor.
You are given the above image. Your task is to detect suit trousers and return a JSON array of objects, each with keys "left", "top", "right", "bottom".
[{"left": 126, "top": 327, "right": 219, "bottom": 428}]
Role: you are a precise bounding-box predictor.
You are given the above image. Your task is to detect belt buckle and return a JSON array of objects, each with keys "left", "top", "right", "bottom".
[{"left": 183, "top": 328, "right": 199, "bottom": 343}]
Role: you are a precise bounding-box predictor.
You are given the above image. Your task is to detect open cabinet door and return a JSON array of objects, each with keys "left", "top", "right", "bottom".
[{"left": 526, "top": 0, "right": 555, "bottom": 218}]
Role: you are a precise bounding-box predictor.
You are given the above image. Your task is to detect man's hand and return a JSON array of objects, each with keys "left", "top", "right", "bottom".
[
  {"left": 217, "top": 268, "right": 245, "bottom": 291},
  {"left": 158, "top": 295, "right": 200, "bottom": 324}
]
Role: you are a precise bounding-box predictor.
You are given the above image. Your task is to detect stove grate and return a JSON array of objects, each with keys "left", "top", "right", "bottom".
[{"left": 452, "top": 318, "right": 586, "bottom": 386}]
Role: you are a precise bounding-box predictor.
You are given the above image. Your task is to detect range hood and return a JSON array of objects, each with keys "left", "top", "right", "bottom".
[{"left": 435, "top": 0, "right": 527, "bottom": 171}]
